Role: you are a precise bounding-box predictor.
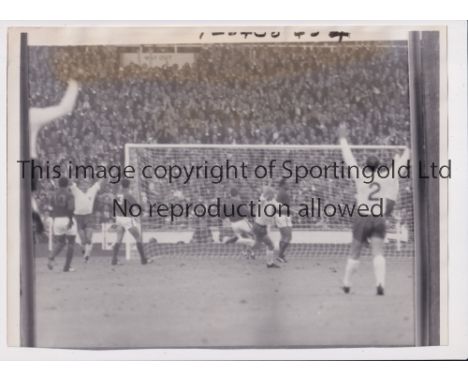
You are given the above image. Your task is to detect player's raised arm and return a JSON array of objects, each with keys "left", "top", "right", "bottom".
[
  {"left": 338, "top": 123, "right": 358, "bottom": 170},
  {"left": 69, "top": 180, "right": 78, "bottom": 192},
  {"left": 30, "top": 79, "right": 80, "bottom": 128},
  {"left": 394, "top": 147, "right": 411, "bottom": 169},
  {"left": 29, "top": 79, "right": 80, "bottom": 157},
  {"left": 94, "top": 178, "right": 103, "bottom": 191},
  {"left": 83, "top": 179, "right": 103, "bottom": 197},
  {"left": 384, "top": 147, "right": 411, "bottom": 213}
]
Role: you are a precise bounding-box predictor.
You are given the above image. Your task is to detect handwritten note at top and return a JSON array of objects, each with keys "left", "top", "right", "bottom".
[{"left": 198, "top": 31, "right": 350, "bottom": 42}]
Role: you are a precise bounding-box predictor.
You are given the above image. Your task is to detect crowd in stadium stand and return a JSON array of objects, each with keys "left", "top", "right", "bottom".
[{"left": 28, "top": 43, "right": 412, "bottom": 228}]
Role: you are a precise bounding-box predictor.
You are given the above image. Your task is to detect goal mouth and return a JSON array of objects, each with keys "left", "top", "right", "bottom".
[{"left": 109, "top": 143, "right": 415, "bottom": 259}]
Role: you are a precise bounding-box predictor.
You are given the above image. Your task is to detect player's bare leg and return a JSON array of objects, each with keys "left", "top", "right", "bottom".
[
  {"left": 77, "top": 226, "right": 90, "bottom": 262},
  {"left": 342, "top": 240, "right": 363, "bottom": 293},
  {"left": 48, "top": 235, "right": 66, "bottom": 270},
  {"left": 233, "top": 227, "right": 256, "bottom": 259},
  {"left": 236, "top": 235, "right": 255, "bottom": 247},
  {"left": 264, "top": 237, "right": 280, "bottom": 269},
  {"left": 129, "top": 226, "right": 152, "bottom": 265},
  {"left": 224, "top": 235, "right": 256, "bottom": 259},
  {"left": 111, "top": 226, "right": 125, "bottom": 265},
  {"left": 77, "top": 227, "right": 86, "bottom": 256},
  {"left": 82, "top": 227, "right": 93, "bottom": 262},
  {"left": 252, "top": 222, "right": 278, "bottom": 267},
  {"left": 63, "top": 235, "right": 76, "bottom": 272},
  {"left": 370, "top": 237, "right": 386, "bottom": 295},
  {"left": 222, "top": 235, "right": 239, "bottom": 244},
  {"left": 223, "top": 222, "right": 256, "bottom": 259},
  {"left": 277, "top": 227, "right": 292, "bottom": 263},
  {"left": 237, "top": 235, "right": 256, "bottom": 259}
]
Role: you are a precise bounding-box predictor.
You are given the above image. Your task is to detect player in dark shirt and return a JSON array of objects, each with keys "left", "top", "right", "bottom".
[
  {"left": 110, "top": 178, "right": 151, "bottom": 265},
  {"left": 222, "top": 187, "right": 256, "bottom": 258},
  {"left": 51, "top": 182, "right": 75, "bottom": 220},
  {"left": 225, "top": 194, "right": 251, "bottom": 223},
  {"left": 48, "top": 178, "right": 77, "bottom": 272},
  {"left": 275, "top": 178, "right": 293, "bottom": 263},
  {"left": 29, "top": 79, "right": 79, "bottom": 238}
]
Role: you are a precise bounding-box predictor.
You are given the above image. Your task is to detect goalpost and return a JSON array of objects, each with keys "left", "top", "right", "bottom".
[{"left": 103, "top": 143, "right": 414, "bottom": 260}]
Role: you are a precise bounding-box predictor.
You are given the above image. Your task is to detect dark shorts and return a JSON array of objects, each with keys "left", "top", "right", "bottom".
[
  {"left": 75, "top": 214, "right": 93, "bottom": 231},
  {"left": 352, "top": 215, "right": 386, "bottom": 243},
  {"left": 253, "top": 222, "right": 268, "bottom": 239},
  {"left": 252, "top": 222, "right": 274, "bottom": 250}
]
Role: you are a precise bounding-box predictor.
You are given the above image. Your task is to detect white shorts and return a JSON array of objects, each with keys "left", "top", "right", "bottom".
[
  {"left": 53, "top": 217, "right": 77, "bottom": 236},
  {"left": 115, "top": 216, "right": 138, "bottom": 230},
  {"left": 231, "top": 219, "right": 253, "bottom": 238},
  {"left": 275, "top": 215, "right": 292, "bottom": 229}
]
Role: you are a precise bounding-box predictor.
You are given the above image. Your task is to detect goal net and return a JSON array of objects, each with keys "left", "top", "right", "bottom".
[{"left": 108, "top": 144, "right": 414, "bottom": 260}]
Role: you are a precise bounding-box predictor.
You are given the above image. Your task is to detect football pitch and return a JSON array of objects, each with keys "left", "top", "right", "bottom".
[{"left": 34, "top": 244, "right": 415, "bottom": 348}]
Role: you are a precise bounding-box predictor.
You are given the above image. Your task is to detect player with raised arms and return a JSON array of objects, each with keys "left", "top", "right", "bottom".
[
  {"left": 222, "top": 187, "right": 256, "bottom": 259},
  {"left": 47, "top": 178, "right": 77, "bottom": 272},
  {"left": 339, "top": 123, "right": 410, "bottom": 295},
  {"left": 110, "top": 178, "right": 152, "bottom": 266},
  {"left": 70, "top": 178, "right": 102, "bottom": 262},
  {"left": 275, "top": 178, "right": 293, "bottom": 263},
  {"left": 252, "top": 185, "right": 280, "bottom": 269},
  {"left": 30, "top": 79, "right": 80, "bottom": 158},
  {"left": 29, "top": 79, "right": 80, "bottom": 237}
]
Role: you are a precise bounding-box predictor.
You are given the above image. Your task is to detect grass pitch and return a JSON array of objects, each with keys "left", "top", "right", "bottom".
[{"left": 34, "top": 243, "right": 414, "bottom": 348}]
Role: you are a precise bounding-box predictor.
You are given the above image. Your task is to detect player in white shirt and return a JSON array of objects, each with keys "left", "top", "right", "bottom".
[
  {"left": 252, "top": 185, "right": 280, "bottom": 268},
  {"left": 338, "top": 123, "right": 410, "bottom": 295},
  {"left": 70, "top": 179, "right": 102, "bottom": 262}
]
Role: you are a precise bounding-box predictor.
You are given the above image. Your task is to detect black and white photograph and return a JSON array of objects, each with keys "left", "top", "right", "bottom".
[{"left": 5, "top": 25, "right": 450, "bottom": 350}]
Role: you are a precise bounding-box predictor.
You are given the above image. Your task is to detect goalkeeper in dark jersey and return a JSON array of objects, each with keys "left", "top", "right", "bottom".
[{"left": 275, "top": 179, "right": 293, "bottom": 263}]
